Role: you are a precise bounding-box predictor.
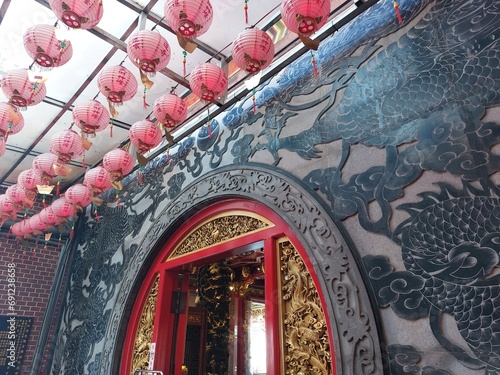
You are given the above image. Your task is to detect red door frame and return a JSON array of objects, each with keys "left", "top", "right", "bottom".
[{"left": 121, "top": 198, "right": 336, "bottom": 374}]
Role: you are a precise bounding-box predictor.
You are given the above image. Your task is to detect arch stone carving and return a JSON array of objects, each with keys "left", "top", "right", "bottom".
[{"left": 106, "top": 165, "right": 384, "bottom": 374}]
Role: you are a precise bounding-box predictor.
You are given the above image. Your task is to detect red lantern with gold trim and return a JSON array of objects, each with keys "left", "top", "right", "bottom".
[
  {"left": 129, "top": 119, "right": 163, "bottom": 153},
  {"left": 51, "top": 196, "right": 75, "bottom": 219},
  {"left": 0, "top": 69, "right": 47, "bottom": 110},
  {"left": 232, "top": 28, "right": 275, "bottom": 74},
  {"left": 40, "top": 206, "right": 58, "bottom": 225},
  {"left": 153, "top": 94, "right": 187, "bottom": 129},
  {"left": 73, "top": 100, "right": 110, "bottom": 136},
  {"left": 18, "top": 169, "right": 43, "bottom": 192},
  {"left": 84, "top": 166, "right": 112, "bottom": 195},
  {"left": 127, "top": 30, "right": 171, "bottom": 76},
  {"left": 281, "top": 0, "right": 330, "bottom": 38},
  {"left": 23, "top": 24, "right": 73, "bottom": 69},
  {"left": 65, "top": 183, "right": 93, "bottom": 209},
  {"left": 164, "top": 0, "right": 213, "bottom": 39},
  {"left": 29, "top": 214, "right": 48, "bottom": 233},
  {"left": 32, "top": 152, "right": 65, "bottom": 182},
  {"left": 189, "top": 62, "right": 227, "bottom": 102},
  {"left": 103, "top": 148, "right": 135, "bottom": 181},
  {"left": 49, "top": 0, "right": 104, "bottom": 30},
  {"left": 50, "top": 129, "right": 84, "bottom": 164},
  {"left": 97, "top": 65, "right": 138, "bottom": 106}
]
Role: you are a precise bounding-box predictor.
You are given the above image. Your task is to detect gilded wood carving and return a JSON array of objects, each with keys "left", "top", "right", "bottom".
[
  {"left": 131, "top": 276, "right": 159, "bottom": 374},
  {"left": 279, "top": 240, "right": 332, "bottom": 375},
  {"left": 169, "top": 214, "right": 270, "bottom": 259}
]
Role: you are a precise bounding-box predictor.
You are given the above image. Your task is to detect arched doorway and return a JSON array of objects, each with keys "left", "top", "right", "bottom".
[
  {"left": 121, "top": 199, "right": 336, "bottom": 374},
  {"left": 105, "top": 166, "right": 383, "bottom": 375}
]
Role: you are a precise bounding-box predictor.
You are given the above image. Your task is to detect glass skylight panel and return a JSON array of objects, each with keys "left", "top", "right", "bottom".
[{"left": 98, "top": 0, "right": 140, "bottom": 39}]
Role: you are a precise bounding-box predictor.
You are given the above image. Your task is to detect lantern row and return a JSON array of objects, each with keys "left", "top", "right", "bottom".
[{"left": 0, "top": 0, "right": 332, "bottom": 242}]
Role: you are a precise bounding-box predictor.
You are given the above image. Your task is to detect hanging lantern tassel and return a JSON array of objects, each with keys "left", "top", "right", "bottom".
[
  {"left": 138, "top": 166, "right": 144, "bottom": 185},
  {"left": 82, "top": 153, "right": 86, "bottom": 169},
  {"left": 110, "top": 118, "right": 114, "bottom": 138},
  {"left": 182, "top": 51, "right": 188, "bottom": 77},
  {"left": 27, "top": 82, "right": 39, "bottom": 107},
  {"left": 142, "top": 87, "right": 148, "bottom": 110},
  {"left": 4, "top": 122, "right": 13, "bottom": 142},
  {"left": 21, "top": 248, "right": 25, "bottom": 260},
  {"left": 311, "top": 51, "right": 318, "bottom": 77},
  {"left": 108, "top": 102, "right": 119, "bottom": 119},
  {"left": 115, "top": 190, "right": 121, "bottom": 207},
  {"left": 206, "top": 107, "right": 212, "bottom": 138},
  {"left": 94, "top": 204, "right": 101, "bottom": 222},
  {"left": 7, "top": 225, "right": 12, "bottom": 239},
  {"left": 244, "top": 0, "right": 249, "bottom": 24},
  {"left": 56, "top": 176, "right": 61, "bottom": 196},
  {"left": 69, "top": 222, "right": 75, "bottom": 239},
  {"left": 252, "top": 89, "right": 257, "bottom": 114},
  {"left": 42, "top": 194, "right": 47, "bottom": 207},
  {"left": 166, "top": 148, "right": 170, "bottom": 164},
  {"left": 140, "top": 70, "right": 154, "bottom": 110},
  {"left": 57, "top": 234, "right": 62, "bottom": 251},
  {"left": 393, "top": 0, "right": 403, "bottom": 24}
]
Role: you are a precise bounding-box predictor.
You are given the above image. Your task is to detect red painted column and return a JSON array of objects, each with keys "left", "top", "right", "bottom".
[
  {"left": 151, "top": 270, "right": 177, "bottom": 373},
  {"left": 264, "top": 236, "right": 281, "bottom": 374}
]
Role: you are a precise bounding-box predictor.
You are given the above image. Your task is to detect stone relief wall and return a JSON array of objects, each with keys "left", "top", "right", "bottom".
[{"left": 46, "top": 0, "right": 500, "bottom": 374}]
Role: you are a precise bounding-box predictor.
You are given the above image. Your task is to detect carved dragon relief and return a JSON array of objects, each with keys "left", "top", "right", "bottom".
[
  {"left": 103, "top": 166, "right": 382, "bottom": 375},
  {"left": 169, "top": 213, "right": 271, "bottom": 260},
  {"left": 130, "top": 275, "right": 159, "bottom": 374},
  {"left": 279, "top": 239, "right": 332, "bottom": 375}
]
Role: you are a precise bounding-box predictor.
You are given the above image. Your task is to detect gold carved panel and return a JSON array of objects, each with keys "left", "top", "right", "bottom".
[
  {"left": 131, "top": 275, "right": 159, "bottom": 374},
  {"left": 279, "top": 239, "right": 332, "bottom": 375},
  {"left": 168, "top": 212, "right": 272, "bottom": 260}
]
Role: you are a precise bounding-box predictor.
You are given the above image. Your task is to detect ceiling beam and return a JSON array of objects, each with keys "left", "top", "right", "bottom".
[{"left": 0, "top": 0, "right": 11, "bottom": 25}]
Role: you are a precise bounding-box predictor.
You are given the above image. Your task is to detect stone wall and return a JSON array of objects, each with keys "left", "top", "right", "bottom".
[{"left": 46, "top": 0, "right": 500, "bottom": 374}]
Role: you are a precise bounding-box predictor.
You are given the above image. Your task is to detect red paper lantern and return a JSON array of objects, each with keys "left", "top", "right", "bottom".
[
  {"left": 281, "top": 0, "right": 330, "bottom": 37},
  {"left": 0, "top": 194, "right": 16, "bottom": 214},
  {"left": 84, "top": 166, "right": 112, "bottom": 194},
  {"left": 20, "top": 218, "right": 34, "bottom": 236},
  {"left": 127, "top": 30, "right": 171, "bottom": 75},
  {"left": 129, "top": 119, "right": 163, "bottom": 153},
  {"left": 11, "top": 222, "right": 25, "bottom": 238},
  {"left": 189, "top": 63, "right": 227, "bottom": 102},
  {"left": 32, "top": 152, "right": 62, "bottom": 179},
  {"left": 6, "top": 184, "right": 33, "bottom": 208},
  {"left": 103, "top": 149, "right": 135, "bottom": 181},
  {"left": 164, "top": 0, "right": 213, "bottom": 39},
  {"left": 18, "top": 169, "right": 43, "bottom": 191},
  {"left": 73, "top": 100, "right": 110, "bottom": 136},
  {"left": 23, "top": 24, "right": 73, "bottom": 69},
  {"left": 51, "top": 196, "right": 75, "bottom": 219},
  {"left": 97, "top": 65, "right": 138, "bottom": 105},
  {"left": 40, "top": 206, "right": 58, "bottom": 225},
  {"left": 65, "top": 183, "right": 93, "bottom": 208},
  {"left": 153, "top": 94, "right": 187, "bottom": 129},
  {"left": 50, "top": 129, "right": 84, "bottom": 163},
  {"left": 0, "top": 69, "right": 47, "bottom": 110},
  {"left": 29, "top": 214, "right": 48, "bottom": 233},
  {"left": 49, "top": 0, "right": 104, "bottom": 30},
  {"left": 232, "top": 28, "right": 275, "bottom": 74},
  {"left": 0, "top": 102, "right": 24, "bottom": 140}
]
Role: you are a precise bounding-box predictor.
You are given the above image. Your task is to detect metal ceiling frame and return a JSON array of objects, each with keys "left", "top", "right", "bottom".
[{"left": 0, "top": 0, "right": 379, "bottom": 190}]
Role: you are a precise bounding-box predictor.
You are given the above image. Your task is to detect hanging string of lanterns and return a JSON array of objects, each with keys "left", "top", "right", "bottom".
[{"left": 0, "top": 0, "right": 353, "bottom": 247}]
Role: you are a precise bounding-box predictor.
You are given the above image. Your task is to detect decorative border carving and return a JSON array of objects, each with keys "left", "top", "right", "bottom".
[
  {"left": 131, "top": 276, "right": 159, "bottom": 374},
  {"left": 279, "top": 239, "right": 333, "bottom": 375},
  {"left": 169, "top": 213, "right": 271, "bottom": 260},
  {"left": 104, "top": 165, "right": 383, "bottom": 374}
]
